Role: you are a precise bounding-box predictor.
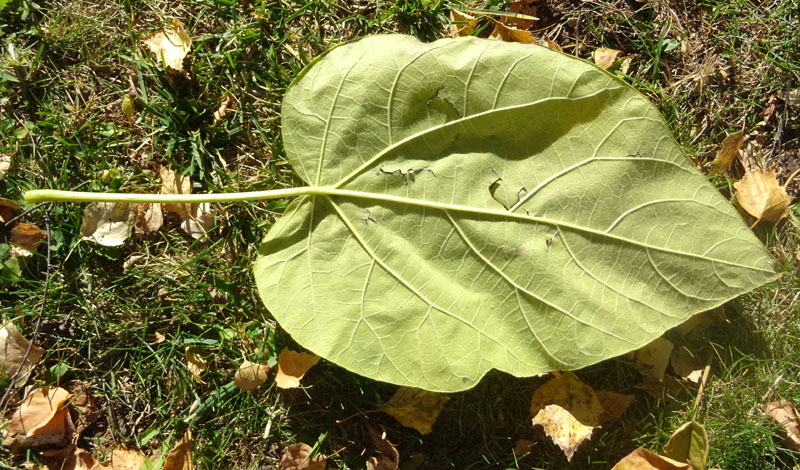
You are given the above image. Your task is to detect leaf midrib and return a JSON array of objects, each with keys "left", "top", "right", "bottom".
[{"left": 309, "top": 187, "right": 774, "bottom": 274}]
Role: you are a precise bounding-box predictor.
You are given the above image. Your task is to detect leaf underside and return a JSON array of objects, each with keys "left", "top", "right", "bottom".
[{"left": 255, "top": 35, "right": 776, "bottom": 392}]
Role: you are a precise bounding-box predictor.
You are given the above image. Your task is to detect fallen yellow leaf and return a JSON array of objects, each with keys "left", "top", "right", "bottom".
[
  {"left": 765, "top": 400, "right": 800, "bottom": 451},
  {"left": 593, "top": 47, "right": 621, "bottom": 70},
  {"left": 382, "top": 387, "right": 450, "bottom": 434},
  {"left": 734, "top": 168, "right": 790, "bottom": 225},
  {"left": 159, "top": 166, "right": 192, "bottom": 219},
  {"left": 275, "top": 348, "right": 319, "bottom": 389},
  {"left": 530, "top": 372, "right": 603, "bottom": 461},
  {"left": 0, "top": 322, "right": 45, "bottom": 387},
  {"left": 90, "top": 447, "right": 146, "bottom": 470},
  {"left": 709, "top": 131, "right": 743, "bottom": 175},
  {"left": 489, "top": 21, "right": 536, "bottom": 43},
  {"left": 448, "top": 9, "right": 477, "bottom": 38},
  {"left": 669, "top": 348, "right": 704, "bottom": 384},
  {"left": 635, "top": 337, "right": 674, "bottom": 380},
  {"left": 162, "top": 431, "right": 193, "bottom": 470},
  {"left": 280, "top": 443, "right": 326, "bottom": 470},
  {"left": 234, "top": 360, "right": 269, "bottom": 391},
  {"left": 505, "top": 1, "right": 538, "bottom": 29},
  {"left": 532, "top": 404, "right": 595, "bottom": 462},
  {"left": 142, "top": 19, "right": 192, "bottom": 74},
  {"left": 184, "top": 347, "right": 207, "bottom": 382}
]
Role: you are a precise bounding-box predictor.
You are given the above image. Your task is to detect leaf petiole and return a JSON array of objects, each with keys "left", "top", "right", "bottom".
[{"left": 24, "top": 187, "right": 321, "bottom": 204}]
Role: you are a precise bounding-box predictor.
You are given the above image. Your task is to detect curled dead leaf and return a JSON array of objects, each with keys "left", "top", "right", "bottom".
[
  {"left": 9, "top": 223, "right": 46, "bottom": 257},
  {"left": 142, "top": 19, "right": 192, "bottom": 74},
  {"left": 709, "top": 131, "right": 743, "bottom": 175},
  {"left": 448, "top": 9, "right": 477, "bottom": 38},
  {"left": 79, "top": 202, "right": 134, "bottom": 247},
  {"left": 0, "top": 197, "right": 21, "bottom": 223},
  {"left": 131, "top": 203, "right": 163, "bottom": 234},
  {"left": 275, "top": 348, "right": 319, "bottom": 389},
  {"left": 0, "top": 322, "right": 45, "bottom": 387},
  {"left": 3, "top": 387, "right": 73, "bottom": 449},
  {"left": 234, "top": 360, "right": 269, "bottom": 391},
  {"left": 663, "top": 421, "right": 708, "bottom": 470},
  {"left": 213, "top": 95, "right": 234, "bottom": 123},
  {"left": 734, "top": 168, "right": 790, "bottom": 224},
  {"left": 180, "top": 202, "right": 214, "bottom": 239},
  {"left": 382, "top": 387, "right": 450, "bottom": 435},
  {"left": 280, "top": 443, "right": 326, "bottom": 470}
]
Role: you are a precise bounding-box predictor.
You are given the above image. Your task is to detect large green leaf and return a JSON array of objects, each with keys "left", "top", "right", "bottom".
[{"left": 254, "top": 35, "right": 776, "bottom": 392}]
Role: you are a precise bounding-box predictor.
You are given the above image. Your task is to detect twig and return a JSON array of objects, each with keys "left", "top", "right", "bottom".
[
  {"left": 691, "top": 356, "right": 712, "bottom": 421},
  {"left": 0, "top": 203, "right": 53, "bottom": 414}
]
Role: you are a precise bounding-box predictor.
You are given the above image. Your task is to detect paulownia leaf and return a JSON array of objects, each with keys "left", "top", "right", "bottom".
[{"left": 254, "top": 35, "right": 777, "bottom": 392}]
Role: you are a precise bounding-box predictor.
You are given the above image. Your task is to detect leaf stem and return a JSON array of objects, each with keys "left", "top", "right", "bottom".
[{"left": 24, "top": 186, "right": 320, "bottom": 204}]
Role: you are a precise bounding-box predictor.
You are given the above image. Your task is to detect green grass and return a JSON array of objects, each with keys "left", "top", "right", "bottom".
[{"left": 1, "top": 0, "right": 799, "bottom": 469}]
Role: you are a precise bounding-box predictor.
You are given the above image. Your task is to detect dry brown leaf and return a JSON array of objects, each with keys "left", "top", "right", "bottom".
[
  {"left": 42, "top": 444, "right": 95, "bottom": 470},
  {"left": 69, "top": 387, "right": 100, "bottom": 434},
  {"left": 734, "top": 168, "right": 790, "bottom": 224},
  {"left": 448, "top": 9, "right": 477, "bottom": 37},
  {"left": 0, "top": 154, "right": 10, "bottom": 179},
  {"left": 162, "top": 431, "right": 193, "bottom": 470},
  {"left": 532, "top": 404, "right": 595, "bottom": 462},
  {"left": 159, "top": 167, "right": 192, "bottom": 219},
  {"left": 489, "top": 22, "right": 536, "bottom": 43},
  {"left": 234, "top": 360, "right": 269, "bottom": 391},
  {"left": 678, "top": 306, "right": 727, "bottom": 334},
  {"left": 596, "top": 390, "right": 635, "bottom": 425},
  {"left": 593, "top": 48, "right": 621, "bottom": 70},
  {"left": 0, "top": 197, "right": 21, "bottom": 223},
  {"left": 275, "top": 348, "right": 319, "bottom": 389},
  {"left": 131, "top": 203, "right": 163, "bottom": 234},
  {"left": 709, "top": 131, "right": 743, "bottom": 175},
  {"left": 280, "top": 443, "right": 326, "bottom": 470},
  {"left": 90, "top": 448, "right": 147, "bottom": 470},
  {"left": 79, "top": 202, "right": 134, "bottom": 247},
  {"left": 635, "top": 337, "right": 674, "bottom": 380},
  {"left": 612, "top": 448, "right": 692, "bottom": 470},
  {"left": 669, "top": 348, "right": 704, "bottom": 384},
  {"left": 530, "top": 372, "right": 603, "bottom": 461},
  {"left": 3, "top": 387, "right": 73, "bottom": 448},
  {"left": 142, "top": 19, "right": 192, "bottom": 74},
  {"left": 184, "top": 347, "right": 207, "bottom": 382},
  {"left": 513, "top": 439, "right": 536, "bottom": 456},
  {"left": 765, "top": 400, "right": 800, "bottom": 451},
  {"left": 366, "top": 425, "right": 399, "bottom": 470},
  {"left": 505, "top": 1, "right": 538, "bottom": 29},
  {"left": 0, "top": 322, "right": 45, "bottom": 387},
  {"left": 10, "top": 222, "right": 46, "bottom": 257},
  {"left": 382, "top": 387, "right": 450, "bottom": 434}
]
